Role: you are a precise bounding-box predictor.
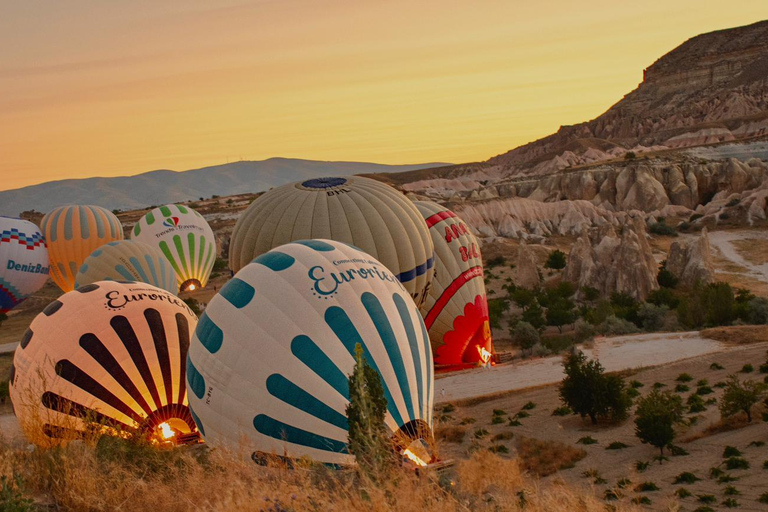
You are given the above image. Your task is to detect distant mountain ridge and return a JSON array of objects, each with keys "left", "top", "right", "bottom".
[{"left": 0, "top": 158, "right": 448, "bottom": 216}]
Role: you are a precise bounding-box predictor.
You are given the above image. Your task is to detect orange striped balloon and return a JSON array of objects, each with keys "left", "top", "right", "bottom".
[{"left": 41, "top": 205, "right": 124, "bottom": 292}]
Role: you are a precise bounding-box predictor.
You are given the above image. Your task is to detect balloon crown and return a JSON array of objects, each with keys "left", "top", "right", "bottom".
[{"left": 300, "top": 177, "right": 348, "bottom": 189}]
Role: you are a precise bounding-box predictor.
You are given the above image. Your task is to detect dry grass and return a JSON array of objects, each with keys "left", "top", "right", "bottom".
[
  {"left": 732, "top": 238, "right": 768, "bottom": 266},
  {"left": 516, "top": 437, "right": 587, "bottom": 477},
  {"left": 436, "top": 426, "right": 466, "bottom": 444},
  {"left": 0, "top": 436, "right": 641, "bottom": 512},
  {"left": 700, "top": 325, "right": 768, "bottom": 344}
]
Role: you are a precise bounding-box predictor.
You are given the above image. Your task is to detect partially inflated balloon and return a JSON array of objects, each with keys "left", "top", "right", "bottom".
[
  {"left": 229, "top": 176, "right": 435, "bottom": 308},
  {"left": 414, "top": 201, "right": 492, "bottom": 369},
  {"left": 131, "top": 204, "right": 216, "bottom": 293},
  {"left": 41, "top": 206, "right": 124, "bottom": 292},
  {"left": 188, "top": 239, "right": 434, "bottom": 466},
  {"left": 0, "top": 217, "right": 49, "bottom": 314},
  {"left": 10, "top": 281, "right": 199, "bottom": 446},
  {"left": 75, "top": 240, "right": 179, "bottom": 294}
]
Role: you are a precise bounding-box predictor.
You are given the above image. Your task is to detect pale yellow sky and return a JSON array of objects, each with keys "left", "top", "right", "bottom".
[{"left": 1, "top": 1, "right": 766, "bottom": 191}]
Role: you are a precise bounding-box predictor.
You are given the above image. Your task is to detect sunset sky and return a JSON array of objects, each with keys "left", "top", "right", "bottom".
[{"left": 1, "top": 1, "right": 766, "bottom": 191}]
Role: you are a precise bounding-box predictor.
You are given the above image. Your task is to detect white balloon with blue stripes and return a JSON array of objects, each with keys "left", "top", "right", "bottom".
[
  {"left": 75, "top": 240, "right": 179, "bottom": 294},
  {"left": 187, "top": 239, "right": 434, "bottom": 466}
]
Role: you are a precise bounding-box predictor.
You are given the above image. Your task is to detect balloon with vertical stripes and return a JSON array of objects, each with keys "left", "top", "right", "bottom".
[
  {"left": 228, "top": 176, "right": 435, "bottom": 309},
  {"left": 0, "top": 216, "right": 50, "bottom": 314},
  {"left": 9, "top": 281, "right": 199, "bottom": 446},
  {"left": 187, "top": 239, "right": 435, "bottom": 466},
  {"left": 131, "top": 204, "right": 216, "bottom": 293},
  {"left": 413, "top": 201, "right": 493, "bottom": 370},
  {"left": 75, "top": 240, "right": 179, "bottom": 294},
  {"left": 40, "top": 205, "right": 124, "bottom": 293}
]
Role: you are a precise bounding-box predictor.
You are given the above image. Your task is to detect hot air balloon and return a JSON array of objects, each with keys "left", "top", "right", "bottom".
[
  {"left": 188, "top": 239, "right": 435, "bottom": 466},
  {"left": 414, "top": 201, "right": 492, "bottom": 370},
  {"left": 0, "top": 217, "right": 49, "bottom": 314},
  {"left": 228, "top": 176, "right": 435, "bottom": 308},
  {"left": 40, "top": 205, "right": 124, "bottom": 293},
  {"left": 131, "top": 204, "right": 216, "bottom": 293},
  {"left": 9, "top": 281, "right": 199, "bottom": 446},
  {"left": 75, "top": 240, "right": 179, "bottom": 294}
]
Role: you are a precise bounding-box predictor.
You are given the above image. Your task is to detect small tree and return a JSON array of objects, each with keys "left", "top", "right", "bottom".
[
  {"left": 512, "top": 321, "right": 540, "bottom": 352},
  {"left": 657, "top": 260, "right": 678, "bottom": 289},
  {"left": 347, "top": 343, "right": 393, "bottom": 476},
  {"left": 581, "top": 286, "right": 600, "bottom": 302},
  {"left": 545, "top": 250, "right": 567, "bottom": 270},
  {"left": 720, "top": 375, "right": 766, "bottom": 423},
  {"left": 522, "top": 301, "right": 546, "bottom": 329},
  {"left": 546, "top": 298, "right": 576, "bottom": 334},
  {"left": 559, "top": 351, "right": 631, "bottom": 425},
  {"left": 635, "top": 389, "right": 684, "bottom": 460},
  {"left": 512, "top": 288, "right": 536, "bottom": 310}
]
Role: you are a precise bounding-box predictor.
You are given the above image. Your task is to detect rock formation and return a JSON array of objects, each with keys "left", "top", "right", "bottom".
[
  {"left": 454, "top": 197, "right": 626, "bottom": 239},
  {"left": 665, "top": 228, "right": 716, "bottom": 287},
  {"left": 514, "top": 242, "right": 541, "bottom": 289},
  {"left": 563, "top": 220, "right": 659, "bottom": 300}
]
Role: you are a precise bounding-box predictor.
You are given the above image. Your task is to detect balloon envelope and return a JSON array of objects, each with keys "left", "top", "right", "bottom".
[
  {"left": 75, "top": 240, "right": 179, "bottom": 294},
  {"left": 0, "top": 216, "right": 49, "bottom": 314},
  {"left": 228, "top": 176, "right": 434, "bottom": 308},
  {"left": 414, "top": 201, "right": 492, "bottom": 369},
  {"left": 10, "top": 281, "right": 199, "bottom": 446},
  {"left": 40, "top": 205, "right": 124, "bottom": 292},
  {"left": 131, "top": 204, "right": 216, "bottom": 293},
  {"left": 188, "top": 239, "right": 434, "bottom": 466}
]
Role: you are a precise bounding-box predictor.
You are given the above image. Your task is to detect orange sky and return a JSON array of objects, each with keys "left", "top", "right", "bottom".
[{"left": 1, "top": 1, "right": 766, "bottom": 191}]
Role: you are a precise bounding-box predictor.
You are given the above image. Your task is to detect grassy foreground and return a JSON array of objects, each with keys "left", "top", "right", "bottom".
[{"left": 0, "top": 435, "right": 643, "bottom": 512}]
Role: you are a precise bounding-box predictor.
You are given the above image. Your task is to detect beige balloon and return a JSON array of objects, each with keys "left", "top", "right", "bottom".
[{"left": 229, "top": 176, "right": 435, "bottom": 308}]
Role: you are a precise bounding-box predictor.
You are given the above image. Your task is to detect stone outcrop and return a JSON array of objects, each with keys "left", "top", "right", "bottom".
[
  {"left": 454, "top": 197, "right": 627, "bottom": 239},
  {"left": 514, "top": 242, "right": 541, "bottom": 289},
  {"left": 563, "top": 220, "right": 659, "bottom": 300},
  {"left": 665, "top": 228, "right": 716, "bottom": 287}
]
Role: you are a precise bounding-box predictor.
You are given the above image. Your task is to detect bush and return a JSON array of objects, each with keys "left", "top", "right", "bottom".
[
  {"left": 597, "top": 315, "right": 640, "bottom": 336},
  {"left": 581, "top": 286, "right": 600, "bottom": 302},
  {"left": 678, "top": 281, "right": 736, "bottom": 328},
  {"left": 657, "top": 262, "right": 679, "bottom": 288},
  {"left": 674, "top": 472, "right": 700, "bottom": 484},
  {"left": 487, "top": 298, "right": 510, "bottom": 329},
  {"left": 635, "top": 481, "right": 660, "bottom": 492},
  {"left": 723, "top": 485, "right": 740, "bottom": 496},
  {"left": 650, "top": 221, "right": 678, "bottom": 237},
  {"left": 677, "top": 373, "right": 694, "bottom": 382},
  {"left": 698, "top": 494, "right": 717, "bottom": 504},
  {"left": 573, "top": 319, "right": 596, "bottom": 342},
  {"left": 576, "top": 436, "right": 598, "bottom": 445},
  {"left": 606, "top": 442, "right": 629, "bottom": 450},
  {"left": 521, "top": 301, "right": 545, "bottom": 329},
  {"left": 638, "top": 303, "right": 669, "bottom": 332},
  {"left": 0, "top": 474, "right": 34, "bottom": 512},
  {"left": 740, "top": 364, "right": 754, "bottom": 373},
  {"left": 634, "top": 389, "right": 685, "bottom": 459},
  {"left": 647, "top": 288, "right": 680, "bottom": 308},
  {"left": 675, "top": 487, "right": 692, "bottom": 498},
  {"left": 559, "top": 351, "right": 631, "bottom": 425},
  {"left": 544, "top": 250, "right": 567, "bottom": 270},
  {"left": 511, "top": 321, "right": 540, "bottom": 351},
  {"left": 546, "top": 298, "right": 576, "bottom": 333},
  {"left": 675, "top": 384, "right": 689, "bottom": 393},
  {"left": 552, "top": 406, "right": 571, "bottom": 416},
  {"left": 711, "top": 362, "right": 725, "bottom": 370},
  {"left": 486, "top": 256, "right": 506, "bottom": 267},
  {"left": 724, "top": 458, "right": 750, "bottom": 470}
]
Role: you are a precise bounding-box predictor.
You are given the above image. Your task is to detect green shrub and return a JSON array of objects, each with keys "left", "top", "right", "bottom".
[
  {"left": 635, "top": 481, "right": 660, "bottom": 492},
  {"left": 630, "top": 380, "right": 644, "bottom": 389},
  {"left": 697, "top": 494, "right": 716, "bottom": 504},
  {"left": 675, "top": 384, "right": 690, "bottom": 393},
  {"left": 721, "top": 498, "right": 739, "bottom": 508},
  {"left": 544, "top": 250, "right": 567, "bottom": 270},
  {"left": 0, "top": 474, "right": 34, "bottom": 512},
  {"left": 491, "top": 416, "right": 505, "bottom": 424},
  {"left": 473, "top": 428, "right": 489, "bottom": 438},
  {"left": 675, "top": 487, "right": 692, "bottom": 498},
  {"left": 606, "top": 441, "right": 629, "bottom": 450},
  {"left": 635, "top": 460, "right": 650, "bottom": 472},
  {"left": 631, "top": 496, "right": 651, "bottom": 505},
  {"left": 723, "top": 446, "right": 742, "bottom": 458},
  {"left": 521, "top": 401, "right": 537, "bottom": 410},
  {"left": 741, "top": 364, "right": 754, "bottom": 373},
  {"left": 723, "top": 485, "right": 740, "bottom": 496},
  {"left": 673, "top": 472, "right": 700, "bottom": 484},
  {"left": 650, "top": 221, "right": 677, "bottom": 237},
  {"left": 492, "top": 409, "right": 506, "bottom": 416},
  {"left": 489, "top": 444, "right": 509, "bottom": 454},
  {"left": 711, "top": 362, "right": 725, "bottom": 370},
  {"left": 724, "top": 457, "right": 749, "bottom": 470},
  {"left": 552, "top": 406, "right": 571, "bottom": 416},
  {"left": 677, "top": 373, "right": 694, "bottom": 382},
  {"left": 576, "top": 436, "right": 598, "bottom": 445},
  {"left": 759, "top": 492, "right": 768, "bottom": 504},
  {"left": 668, "top": 444, "right": 688, "bottom": 456}
]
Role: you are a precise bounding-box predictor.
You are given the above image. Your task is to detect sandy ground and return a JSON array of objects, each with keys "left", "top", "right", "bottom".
[
  {"left": 437, "top": 342, "right": 768, "bottom": 511},
  {"left": 436, "top": 332, "right": 724, "bottom": 402}
]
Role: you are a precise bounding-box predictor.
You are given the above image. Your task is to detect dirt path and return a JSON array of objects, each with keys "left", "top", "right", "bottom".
[
  {"left": 436, "top": 332, "right": 724, "bottom": 402},
  {"left": 708, "top": 230, "right": 768, "bottom": 283}
]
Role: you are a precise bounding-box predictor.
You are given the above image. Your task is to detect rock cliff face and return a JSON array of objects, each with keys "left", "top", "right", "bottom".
[
  {"left": 453, "top": 197, "right": 627, "bottom": 240},
  {"left": 514, "top": 243, "right": 541, "bottom": 289},
  {"left": 666, "top": 228, "right": 716, "bottom": 287},
  {"left": 563, "top": 220, "right": 659, "bottom": 300}
]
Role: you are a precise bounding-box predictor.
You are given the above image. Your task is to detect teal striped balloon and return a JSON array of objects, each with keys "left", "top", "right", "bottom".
[
  {"left": 75, "top": 240, "right": 179, "bottom": 294},
  {"left": 131, "top": 204, "right": 216, "bottom": 293},
  {"left": 187, "top": 239, "right": 434, "bottom": 466}
]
